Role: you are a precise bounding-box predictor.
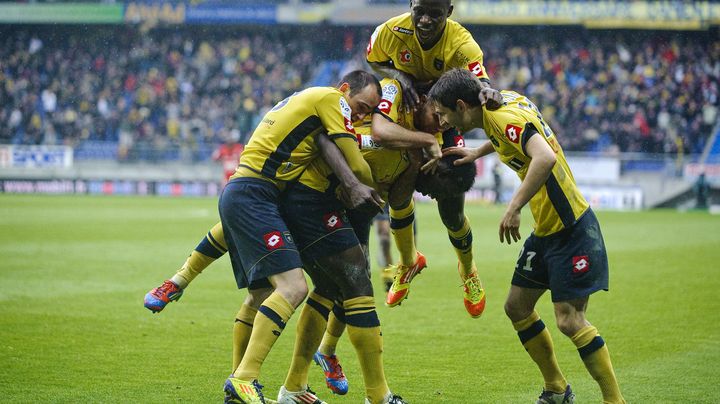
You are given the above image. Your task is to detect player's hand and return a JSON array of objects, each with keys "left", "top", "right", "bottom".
[
  {"left": 340, "top": 183, "right": 385, "bottom": 214},
  {"left": 442, "top": 146, "right": 479, "bottom": 165},
  {"left": 499, "top": 208, "right": 522, "bottom": 244},
  {"left": 480, "top": 87, "right": 503, "bottom": 111},
  {"left": 395, "top": 72, "right": 420, "bottom": 112},
  {"left": 421, "top": 141, "right": 442, "bottom": 174}
]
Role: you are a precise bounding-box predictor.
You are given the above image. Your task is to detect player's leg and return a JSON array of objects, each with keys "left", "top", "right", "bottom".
[
  {"left": 437, "top": 193, "right": 486, "bottom": 317},
  {"left": 374, "top": 207, "right": 395, "bottom": 292},
  {"left": 509, "top": 234, "right": 571, "bottom": 402},
  {"left": 279, "top": 260, "right": 337, "bottom": 403},
  {"left": 144, "top": 221, "right": 226, "bottom": 312},
  {"left": 549, "top": 209, "right": 624, "bottom": 403},
  {"left": 386, "top": 198, "right": 427, "bottom": 306},
  {"left": 553, "top": 298, "right": 624, "bottom": 403},
  {"left": 385, "top": 159, "right": 427, "bottom": 306},
  {"left": 220, "top": 178, "right": 306, "bottom": 403},
  {"left": 232, "top": 287, "right": 273, "bottom": 372},
  {"left": 317, "top": 247, "right": 397, "bottom": 404}
]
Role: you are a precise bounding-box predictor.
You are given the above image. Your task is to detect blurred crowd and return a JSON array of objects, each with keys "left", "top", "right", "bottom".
[
  {"left": 0, "top": 25, "right": 718, "bottom": 161},
  {"left": 0, "top": 26, "right": 318, "bottom": 161},
  {"left": 479, "top": 28, "right": 720, "bottom": 155}
]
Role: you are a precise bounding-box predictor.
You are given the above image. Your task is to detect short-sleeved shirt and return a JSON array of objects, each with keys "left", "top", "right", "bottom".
[
  {"left": 233, "top": 87, "right": 357, "bottom": 183},
  {"left": 298, "top": 78, "right": 412, "bottom": 199},
  {"left": 366, "top": 13, "right": 490, "bottom": 83},
  {"left": 482, "top": 91, "right": 589, "bottom": 236}
]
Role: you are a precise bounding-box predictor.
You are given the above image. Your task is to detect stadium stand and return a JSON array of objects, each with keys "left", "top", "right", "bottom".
[{"left": 1, "top": 24, "right": 717, "bottom": 164}]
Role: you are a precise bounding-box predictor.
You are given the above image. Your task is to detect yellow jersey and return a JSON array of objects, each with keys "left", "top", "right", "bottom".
[
  {"left": 299, "top": 78, "right": 412, "bottom": 198},
  {"left": 482, "top": 91, "right": 589, "bottom": 237},
  {"left": 366, "top": 13, "right": 490, "bottom": 83},
  {"left": 232, "top": 87, "right": 358, "bottom": 184}
]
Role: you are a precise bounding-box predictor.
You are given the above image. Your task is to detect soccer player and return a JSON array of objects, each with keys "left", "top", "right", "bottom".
[
  {"left": 429, "top": 68, "right": 626, "bottom": 404},
  {"left": 219, "top": 70, "right": 384, "bottom": 404},
  {"left": 366, "top": 0, "right": 500, "bottom": 317}
]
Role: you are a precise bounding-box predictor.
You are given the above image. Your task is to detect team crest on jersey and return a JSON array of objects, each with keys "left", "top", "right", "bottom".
[
  {"left": 282, "top": 231, "right": 294, "bottom": 245},
  {"left": 399, "top": 49, "right": 412, "bottom": 64},
  {"left": 263, "top": 231, "right": 285, "bottom": 250},
  {"left": 339, "top": 97, "right": 356, "bottom": 133},
  {"left": 434, "top": 58, "right": 444, "bottom": 71},
  {"left": 572, "top": 256, "right": 590, "bottom": 274},
  {"left": 323, "top": 212, "right": 343, "bottom": 231},
  {"left": 468, "top": 61, "right": 484, "bottom": 77},
  {"left": 504, "top": 124, "right": 522, "bottom": 144},
  {"left": 392, "top": 26, "right": 414, "bottom": 35}
]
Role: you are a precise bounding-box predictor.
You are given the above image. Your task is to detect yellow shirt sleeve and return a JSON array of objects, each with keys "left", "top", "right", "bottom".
[
  {"left": 366, "top": 23, "right": 391, "bottom": 64},
  {"left": 451, "top": 29, "right": 490, "bottom": 82},
  {"left": 375, "top": 79, "right": 403, "bottom": 123},
  {"left": 316, "top": 92, "right": 356, "bottom": 137}
]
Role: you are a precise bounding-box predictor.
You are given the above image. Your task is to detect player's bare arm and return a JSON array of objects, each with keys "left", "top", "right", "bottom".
[
  {"left": 316, "top": 133, "right": 384, "bottom": 212},
  {"left": 443, "top": 141, "right": 495, "bottom": 165},
  {"left": 499, "top": 132, "right": 557, "bottom": 244}
]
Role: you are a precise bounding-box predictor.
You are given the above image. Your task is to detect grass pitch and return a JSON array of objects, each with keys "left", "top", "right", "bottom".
[{"left": 1, "top": 194, "right": 719, "bottom": 403}]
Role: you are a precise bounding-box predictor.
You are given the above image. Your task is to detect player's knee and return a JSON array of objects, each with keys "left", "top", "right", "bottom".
[
  {"left": 245, "top": 287, "right": 273, "bottom": 309},
  {"left": 504, "top": 299, "right": 533, "bottom": 322},
  {"left": 555, "top": 314, "right": 584, "bottom": 337}
]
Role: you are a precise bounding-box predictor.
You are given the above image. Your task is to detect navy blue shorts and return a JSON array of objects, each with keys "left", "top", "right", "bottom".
[
  {"left": 219, "top": 178, "right": 303, "bottom": 290},
  {"left": 280, "top": 182, "right": 360, "bottom": 260},
  {"left": 511, "top": 209, "right": 609, "bottom": 302}
]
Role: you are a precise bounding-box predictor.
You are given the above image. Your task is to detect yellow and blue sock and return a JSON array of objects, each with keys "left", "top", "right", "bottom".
[
  {"left": 172, "top": 222, "right": 226, "bottom": 288},
  {"left": 344, "top": 296, "right": 388, "bottom": 403},
  {"left": 233, "top": 292, "right": 295, "bottom": 381},
  {"left": 513, "top": 311, "right": 567, "bottom": 393},
  {"left": 571, "top": 325, "right": 625, "bottom": 404}
]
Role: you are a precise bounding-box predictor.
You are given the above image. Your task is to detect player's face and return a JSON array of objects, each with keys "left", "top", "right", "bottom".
[
  {"left": 414, "top": 100, "right": 441, "bottom": 134},
  {"left": 433, "top": 101, "right": 466, "bottom": 132},
  {"left": 348, "top": 85, "right": 381, "bottom": 122},
  {"left": 411, "top": 0, "right": 451, "bottom": 46}
]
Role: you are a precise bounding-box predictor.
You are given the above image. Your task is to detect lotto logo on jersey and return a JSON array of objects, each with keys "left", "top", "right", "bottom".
[
  {"left": 504, "top": 124, "right": 523, "bottom": 144},
  {"left": 392, "top": 26, "right": 414, "bottom": 35},
  {"left": 323, "top": 212, "right": 343, "bottom": 231},
  {"left": 572, "top": 256, "right": 590, "bottom": 274},
  {"left": 468, "top": 61, "right": 484, "bottom": 77},
  {"left": 263, "top": 231, "right": 285, "bottom": 250},
  {"left": 399, "top": 49, "right": 412, "bottom": 64},
  {"left": 378, "top": 99, "right": 393, "bottom": 114}
]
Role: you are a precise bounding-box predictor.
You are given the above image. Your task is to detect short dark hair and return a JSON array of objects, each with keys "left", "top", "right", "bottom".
[
  {"left": 415, "top": 154, "right": 476, "bottom": 198},
  {"left": 339, "top": 70, "right": 382, "bottom": 99},
  {"left": 428, "top": 68, "right": 482, "bottom": 111}
]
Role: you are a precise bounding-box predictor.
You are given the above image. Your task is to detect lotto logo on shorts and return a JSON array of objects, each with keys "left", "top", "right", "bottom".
[
  {"left": 468, "top": 61, "right": 484, "bottom": 77},
  {"left": 323, "top": 212, "right": 343, "bottom": 230},
  {"left": 572, "top": 256, "right": 590, "bottom": 274},
  {"left": 263, "top": 231, "right": 285, "bottom": 250}
]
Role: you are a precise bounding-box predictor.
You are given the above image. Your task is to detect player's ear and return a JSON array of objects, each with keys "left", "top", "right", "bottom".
[
  {"left": 456, "top": 99, "right": 466, "bottom": 112},
  {"left": 338, "top": 82, "right": 350, "bottom": 94},
  {"left": 447, "top": 4, "right": 454, "bottom": 18}
]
